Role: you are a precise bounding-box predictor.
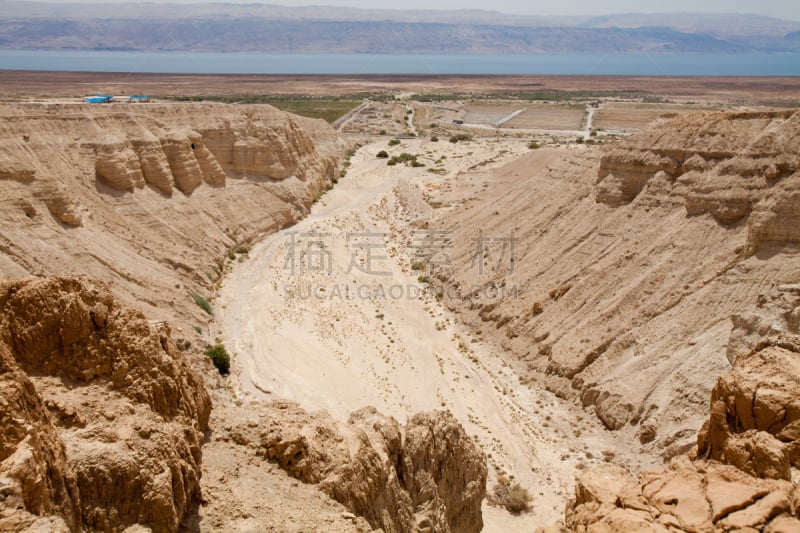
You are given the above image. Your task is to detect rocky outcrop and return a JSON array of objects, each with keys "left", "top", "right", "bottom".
[
  {"left": 695, "top": 284, "right": 800, "bottom": 481},
  {"left": 218, "top": 404, "right": 487, "bottom": 533},
  {"left": 563, "top": 457, "right": 797, "bottom": 533},
  {"left": 0, "top": 276, "right": 210, "bottom": 532},
  {"left": 597, "top": 111, "right": 800, "bottom": 253},
  {"left": 557, "top": 284, "right": 800, "bottom": 533}
]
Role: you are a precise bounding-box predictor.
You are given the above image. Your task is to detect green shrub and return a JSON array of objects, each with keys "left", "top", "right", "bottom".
[
  {"left": 411, "top": 262, "right": 425, "bottom": 271},
  {"left": 449, "top": 134, "right": 472, "bottom": 143},
  {"left": 417, "top": 275, "right": 430, "bottom": 283},
  {"left": 576, "top": 137, "right": 585, "bottom": 144},
  {"left": 379, "top": 129, "right": 387, "bottom": 135},
  {"left": 192, "top": 325, "right": 202, "bottom": 335},
  {"left": 191, "top": 294, "right": 213, "bottom": 315},
  {"left": 233, "top": 244, "right": 250, "bottom": 254},
  {"left": 492, "top": 477, "right": 532, "bottom": 514},
  {"left": 388, "top": 139, "right": 401, "bottom": 146},
  {"left": 430, "top": 135, "right": 439, "bottom": 142},
  {"left": 205, "top": 344, "right": 230, "bottom": 375},
  {"left": 528, "top": 141, "right": 540, "bottom": 149},
  {"left": 388, "top": 152, "right": 422, "bottom": 167},
  {"left": 377, "top": 150, "right": 389, "bottom": 158}
]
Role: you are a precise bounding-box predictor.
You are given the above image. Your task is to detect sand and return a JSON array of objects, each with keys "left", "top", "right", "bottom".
[{"left": 218, "top": 137, "right": 631, "bottom": 530}]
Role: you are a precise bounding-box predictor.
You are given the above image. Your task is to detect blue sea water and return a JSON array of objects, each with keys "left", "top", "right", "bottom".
[{"left": 0, "top": 50, "right": 798, "bottom": 76}]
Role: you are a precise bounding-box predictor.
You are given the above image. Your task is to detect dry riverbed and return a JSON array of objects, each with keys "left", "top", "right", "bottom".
[{"left": 217, "top": 137, "right": 635, "bottom": 530}]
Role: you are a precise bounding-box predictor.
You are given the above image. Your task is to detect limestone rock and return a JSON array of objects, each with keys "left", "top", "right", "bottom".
[
  {"left": 402, "top": 411, "right": 488, "bottom": 533},
  {"left": 39, "top": 187, "right": 83, "bottom": 227},
  {"left": 130, "top": 137, "right": 175, "bottom": 195},
  {"left": 161, "top": 130, "right": 204, "bottom": 195},
  {"left": 93, "top": 138, "right": 146, "bottom": 193},
  {"left": 237, "top": 404, "right": 486, "bottom": 533},
  {"left": 0, "top": 276, "right": 210, "bottom": 531},
  {"left": 698, "top": 343, "right": 800, "bottom": 478},
  {"left": 565, "top": 460, "right": 795, "bottom": 533}
]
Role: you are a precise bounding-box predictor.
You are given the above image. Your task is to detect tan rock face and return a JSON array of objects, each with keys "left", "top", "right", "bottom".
[
  {"left": 0, "top": 276, "right": 210, "bottom": 532},
  {"left": 565, "top": 459, "right": 795, "bottom": 533},
  {"left": 0, "top": 343, "right": 79, "bottom": 532},
  {"left": 0, "top": 103, "right": 349, "bottom": 334},
  {"left": 435, "top": 110, "right": 800, "bottom": 461},
  {"left": 597, "top": 110, "right": 800, "bottom": 251},
  {"left": 561, "top": 283, "right": 800, "bottom": 532},
  {"left": 220, "top": 403, "right": 487, "bottom": 533}
]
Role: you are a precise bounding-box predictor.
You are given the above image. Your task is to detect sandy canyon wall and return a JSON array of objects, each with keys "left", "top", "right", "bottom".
[
  {"left": 437, "top": 110, "right": 800, "bottom": 459},
  {"left": 0, "top": 103, "right": 349, "bottom": 330}
]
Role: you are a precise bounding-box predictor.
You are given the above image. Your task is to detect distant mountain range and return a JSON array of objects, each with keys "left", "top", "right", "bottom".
[{"left": 1, "top": 2, "right": 799, "bottom": 53}]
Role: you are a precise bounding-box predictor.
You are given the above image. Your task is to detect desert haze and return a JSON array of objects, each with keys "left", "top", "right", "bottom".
[
  {"left": 0, "top": 54, "right": 799, "bottom": 533},
  {"left": 1, "top": 3, "right": 799, "bottom": 53}
]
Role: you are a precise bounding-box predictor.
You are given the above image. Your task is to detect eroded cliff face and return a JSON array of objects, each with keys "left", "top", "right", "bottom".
[
  {"left": 214, "top": 403, "right": 487, "bottom": 533},
  {"left": 557, "top": 289, "right": 800, "bottom": 533},
  {"left": 436, "top": 110, "right": 800, "bottom": 460},
  {"left": 0, "top": 103, "right": 348, "bottom": 331},
  {"left": 0, "top": 276, "right": 210, "bottom": 532},
  {"left": 597, "top": 110, "right": 800, "bottom": 254}
]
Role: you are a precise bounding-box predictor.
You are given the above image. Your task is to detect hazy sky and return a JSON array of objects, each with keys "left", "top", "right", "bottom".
[
  {"left": 275, "top": 1, "right": 800, "bottom": 20},
  {"left": 32, "top": 0, "right": 800, "bottom": 20}
]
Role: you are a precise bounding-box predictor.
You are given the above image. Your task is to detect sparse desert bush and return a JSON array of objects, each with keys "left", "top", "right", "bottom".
[
  {"left": 377, "top": 150, "right": 389, "bottom": 158},
  {"left": 430, "top": 135, "right": 439, "bottom": 142},
  {"left": 205, "top": 344, "right": 230, "bottom": 375},
  {"left": 576, "top": 136, "right": 585, "bottom": 144},
  {"left": 388, "top": 139, "right": 401, "bottom": 146},
  {"left": 528, "top": 141, "right": 540, "bottom": 149},
  {"left": 387, "top": 153, "right": 421, "bottom": 167},
  {"left": 417, "top": 275, "right": 430, "bottom": 283},
  {"left": 233, "top": 244, "right": 250, "bottom": 254},
  {"left": 449, "top": 133, "right": 472, "bottom": 143},
  {"left": 191, "top": 293, "right": 213, "bottom": 315},
  {"left": 411, "top": 262, "right": 426, "bottom": 271},
  {"left": 492, "top": 477, "right": 532, "bottom": 514}
]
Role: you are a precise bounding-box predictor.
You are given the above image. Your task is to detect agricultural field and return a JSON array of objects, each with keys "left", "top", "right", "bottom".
[
  {"left": 504, "top": 104, "right": 586, "bottom": 130},
  {"left": 461, "top": 103, "right": 523, "bottom": 125},
  {"left": 594, "top": 102, "right": 720, "bottom": 131}
]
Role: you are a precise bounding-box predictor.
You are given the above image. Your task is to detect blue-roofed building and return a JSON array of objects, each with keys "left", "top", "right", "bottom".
[{"left": 84, "top": 95, "right": 113, "bottom": 104}]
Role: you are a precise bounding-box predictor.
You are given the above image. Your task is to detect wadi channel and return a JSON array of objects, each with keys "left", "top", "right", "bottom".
[{"left": 0, "top": 78, "right": 799, "bottom": 533}]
